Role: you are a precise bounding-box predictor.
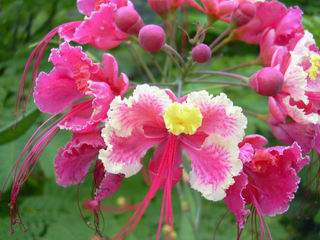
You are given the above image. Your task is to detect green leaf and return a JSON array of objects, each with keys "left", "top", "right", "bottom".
[{"left": 0, "top": 108, "right": 40, "bottom": 145}]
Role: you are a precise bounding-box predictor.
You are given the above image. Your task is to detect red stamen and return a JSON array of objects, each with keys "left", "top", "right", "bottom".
[{"left": 113, "top": 135, "right": 179, "bottom": 240}]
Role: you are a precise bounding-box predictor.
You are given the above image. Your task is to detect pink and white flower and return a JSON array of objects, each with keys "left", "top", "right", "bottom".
[
  {"left": 98, "top": 84, "right": 247, "bottom": 238},
  {"left": 225, "top": 135, "right": 309, "bottom": 230}
]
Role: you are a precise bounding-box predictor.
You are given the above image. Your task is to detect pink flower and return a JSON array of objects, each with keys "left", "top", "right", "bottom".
[
  {"left": 98, "top": 84, "right": 247, "bottom": 238},
  {"left": 233, "top": 1, "right": 288, "bottom": 44},
  {"left": 148, "top": 0, "right": 185, "bottom": 15},
  {"left": 187, "top": 0, "right": 239, "bottom": 22},
  {"left": 9, "top": 42, "right": 128, "bottom": 223},
  {"left": 259, "top": 7, "right": 304, "bottom": 65},
  {"left": 60, "top": 2, "right": 129, "bottom": 50},
  {"left": 34, "top": 42, "right": 128, "bottom": 132},
  {"left": 225, "top": 135, "right": 309, "bottom": 231}
]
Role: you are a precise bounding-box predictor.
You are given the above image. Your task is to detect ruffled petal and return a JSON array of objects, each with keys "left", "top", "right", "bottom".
[
  {"left": 55, "top": 129, "right": 105, "bottom": 186},
  {"left": 33, "top": 70, "right": 82, "bottom": 114},
  {"left": 94, "top": 53, "right": 129, "bottom": 95},
  {"left": 73, "top": 3, "right": 127, "bottom": 50},
  {"left": 225, "top": 172, "right": 250, "bottom": 229},
  {"left": 108, "top": 84, "right": 172, "bottom": 137},
  {"left": 182, "top": 134, "right": 243, "bottom": 201},
  {"left": 58, "top": 81, "right": 114, "bottom": 132},
  {"left": 247, "top": 144, "right": 309, "bottom": 216},
  {"left": 186, "top": 91, "right": 247, "bottom": 142},
  {"left": 99, "top": 125, "right": 164, "bottom": 177}
]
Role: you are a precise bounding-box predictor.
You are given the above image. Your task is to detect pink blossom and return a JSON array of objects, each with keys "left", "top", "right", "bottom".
[
  {"left": 148, "top": 0, "right": 185, "bottom": 15},
  {"left": 98, "top": 84, "right": 247, "bottom": 238},
  {"left": 259, "top": 30, "right": 320, "bottom": 153},
  {"left": 34, "top": 42, "right": 128, "bottom": 132},
  {"left": 187, "top": 0, "right": 239, "bottom": 22},
  {"left": 225, "top": 135, "right": 309, "bottom": 230},
  {"left": 234, "top": 1, "right": 288, "bottom": 44}
]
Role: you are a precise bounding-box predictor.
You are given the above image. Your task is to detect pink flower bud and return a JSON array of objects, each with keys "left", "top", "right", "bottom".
[
  {"left": 148, "top": 0, "right": 170, "bottom": 15},
  {"left": 115, "top": 6, "right": 144, "bottom": 35},
  {"left": 249, "top": 67, "right": 284, "bottom": 96},
  {"left": 138, "top": 24, "right": 166, "bottom": 53},
  {"left": 84, "top": 199, "right": 100, "bottom": 212},
  {"left": 232, "top": 1, "right": 256, "bottom": 27},
  {"left": 192, "top": 44, "right": 211, "bottom": 63}
]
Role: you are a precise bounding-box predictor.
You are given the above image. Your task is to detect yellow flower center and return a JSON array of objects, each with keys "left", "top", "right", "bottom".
[
  {"left": 307, "top": 54, "right": 320, "bottom": 80},
  {"left": 163, "top": 103, "right": 203, "bottom": 136}
]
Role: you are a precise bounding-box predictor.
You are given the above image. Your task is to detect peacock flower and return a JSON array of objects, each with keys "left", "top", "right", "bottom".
[
  {"left": 233, "top": 1, "right": 295, "bottom": 44},
  {"left": 148, "top": 0, "right": 185, "bottom": 15},
  {"left": 34, "top": 42, "right": 128, "bottom": 132},
  {"left": 9, "top": 42, "right": 128, "bottom": 222},
  {"left": 270, "top": 31, "right": 320, "bottom": 126},
  {"left": 187, "top": 0, "right": 239, "bottom": 22},
  {"left": 225, "top": 135, "right": 309, "bottom": 231},
  {"left": 98, "top": 84, "right": 247, "bottom": 238}
]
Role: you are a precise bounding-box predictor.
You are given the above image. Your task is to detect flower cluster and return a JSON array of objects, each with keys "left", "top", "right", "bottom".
[{"left": 7, "top": 0, "right": 319, "bottom": 239}]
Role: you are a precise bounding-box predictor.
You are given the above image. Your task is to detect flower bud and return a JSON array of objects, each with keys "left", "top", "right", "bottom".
[
  {"left": 249, "top": 67, "right": 284, "bottom": 96},
  {"left": 232, "top": 1, "right": 256, "bottom": 27},
  {"left": 138, "top": 24, "right": 166, "bottom": 52},
  {"left": 115, "top": 6, "right": 144, "bottom": 35},
  {"left": 192, "top": 44, "right": 211, "bottom": 63},
  {"left": 148, "top": 0, "right": 170, "bottom": 15},
  {"left": 84, "top": 199, "right": 100, "bottom": 212}
]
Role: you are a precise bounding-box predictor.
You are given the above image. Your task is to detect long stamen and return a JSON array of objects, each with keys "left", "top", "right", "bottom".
[
  {"left": 16, "top": 21, "right": 81, "bottom": 114},
  {"left": 113, "top": 135, "right": 178, "bottom": 240},
  {"left": 5, "top": 101, "right": 92, "bottom": 227}
]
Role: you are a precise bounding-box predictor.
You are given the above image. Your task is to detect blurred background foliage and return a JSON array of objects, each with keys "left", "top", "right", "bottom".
[{"left": 0, "top": 0, "right": 319, "bottom": 239}]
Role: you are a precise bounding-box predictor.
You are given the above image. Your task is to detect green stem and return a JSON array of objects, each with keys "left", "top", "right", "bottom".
[
  {"left": 185, "top": 80, "right": 248, "bottom": 87},
  {"left": 127, "top": 43, "right": 157, "bottom": 83},
  {"left": 221, "top": 58, "right": 261, "bottom": 72},
  {"left": 191, "top": 70, "right": 249, "bottom": 83},
  {"left": 162, "top": 44, "right": 185, "bottom": 66},
  {"left": 209, "top": 26, "right": 232, "bottom": 49}
]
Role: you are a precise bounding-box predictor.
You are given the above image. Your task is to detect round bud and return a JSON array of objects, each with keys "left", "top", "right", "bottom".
[
  {"left": 148, "top": 0, "right": 170, "bottom": 15},
  {"left": 192, "top": 44, "right": 211, "bottom": 63},
  {"left": 138, "top": 24, "right": 166, "bottom": 53},
  {"left": 115, "top": 6, "right": 144, "bottom": 35},
  {"left": 249, "top": 67, "right": 284, "bottom": 96},
  {"left": 232, "top": 2, "right": 256, "bottom": 27}
]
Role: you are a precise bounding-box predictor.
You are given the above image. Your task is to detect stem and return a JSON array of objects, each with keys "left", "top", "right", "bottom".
[
  {"left": 221, "top": 58, "right": 261, "bottom": 71},
  {"left": 209, "top": 26, "right": 232, "bottom": 49},
  {"left": 162, "top": 44, "right": 185, "bottom": 66},
  {"left": 127, "top": 43, "right": 157, "bottom": 83},
  {"left": 243, "top": 110, "right": 268, "bottom": 121},
  {"left": 211, "top": 36, "right": 233, "bottom": 54},
  {"left": 192, "top": 70, "right": 249, "bottom": 83},
  {"left": 185, "top": 80, "right": 248, "bottom": 87}
]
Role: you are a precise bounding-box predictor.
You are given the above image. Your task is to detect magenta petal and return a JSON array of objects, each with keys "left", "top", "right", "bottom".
[
  {"left": 95, "top": 172, "right": 124, "bottom": 201},
  {"left": 55, "top": 129, "right": 105, "bottom": 186},
  {"left": 225, "top": 172, "right": 250, "bottom": 229},
  {"left": 77, "top": 0, "right": 96, "bottom": 15},
  {"left": 73, "top": 4, "right": 127, "bottom": 50},
  {"left": 34, "top": 70, "right": 82, "bottom": 114}
]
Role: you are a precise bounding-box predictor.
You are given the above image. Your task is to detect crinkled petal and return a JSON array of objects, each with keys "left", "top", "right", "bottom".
[
  {"left": 58, "top": 81, "right": 114, "bottom": 132},
  {"left": 182, "top": 134, "right": 243, "bottom": 201},
  {"left": 73, "top": 3, "right": 127, "bottom": 50},
  {"left": 240, "top": 135, "right": 268, "bottom": 149},
  {"left": 248, "top": 144, "right": 309, "bottom": 216},
  {"left": 108, "top": 84, "right": 172, "bottom": 137},
  {"left": 99, "top": 125, "right": 164, "bottom": 177},
  {"left": 225, "top": 172, "right": 250, "bottom": 229},
  {"left": 186, "top": 91, "right": 247, "bottom": 142},
  {"left": 34, "top": 70, "right": 82, "bottom": 114},
  {"left": 95, "top": 172, "right": 124, "bottom": 201},
  {"left": 55, "top": 129, "right": 105, "bottom": 186}
]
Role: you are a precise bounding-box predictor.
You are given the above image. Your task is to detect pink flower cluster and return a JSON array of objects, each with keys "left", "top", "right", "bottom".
[{"left": 8, "top": 0, "right": 319, "bottom": 239}]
